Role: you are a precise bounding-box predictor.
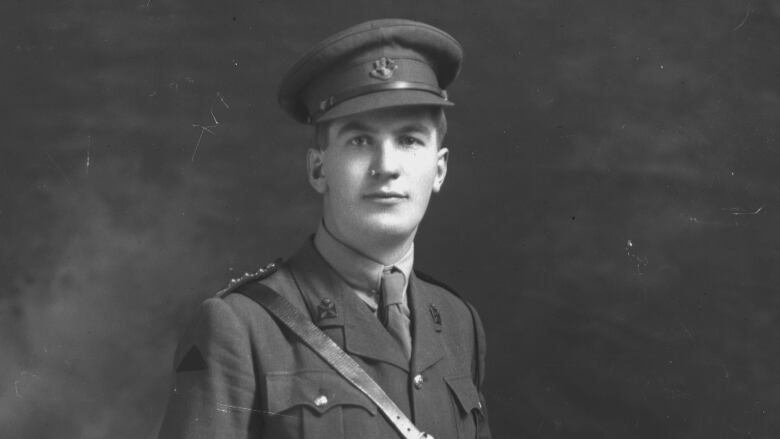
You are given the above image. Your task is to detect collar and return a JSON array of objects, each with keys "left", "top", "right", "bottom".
[
  {"left": 286, "top": 239, "right": 445, "bottom": 372},
  {"left": 314, "top": 221, "right": 414, "bottom": 298}
]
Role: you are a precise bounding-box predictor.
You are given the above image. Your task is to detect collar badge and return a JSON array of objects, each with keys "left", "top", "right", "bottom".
[
  {"left": 369, "top": 57, "right": 397, "bottom": 81},
  {"left": 318, "top": 298, "right": 338, "bottom": 320},
  {"left": 429, "top": 304, "right": 443, "bottom": 332}
]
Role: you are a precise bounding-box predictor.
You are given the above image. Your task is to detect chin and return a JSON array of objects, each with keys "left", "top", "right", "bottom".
[{"left": 357, "top": 215, "right": 419, "bottom": 241}]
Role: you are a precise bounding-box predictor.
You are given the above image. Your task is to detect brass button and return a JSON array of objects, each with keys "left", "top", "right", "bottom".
[
  {"left": 413, "top": 374, "right": 424, "bottom": 389},
  {"left": 314, "top": 395, "right": 328, "bottom": 407}
]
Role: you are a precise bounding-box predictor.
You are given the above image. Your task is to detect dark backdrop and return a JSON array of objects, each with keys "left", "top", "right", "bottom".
[{"left": 3, "top": 0, "right": 780, "bottom": 438}]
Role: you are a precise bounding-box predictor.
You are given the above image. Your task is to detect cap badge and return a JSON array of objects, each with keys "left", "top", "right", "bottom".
[{"left": 369, "top": 57, "right": 397, "bottom": 81}]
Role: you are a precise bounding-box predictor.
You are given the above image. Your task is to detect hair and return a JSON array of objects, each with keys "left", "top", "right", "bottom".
[{"left": 313, "top": 106, "right": 448, "bottom": 150}]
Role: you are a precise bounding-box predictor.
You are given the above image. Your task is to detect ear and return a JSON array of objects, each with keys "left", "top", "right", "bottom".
[
  {"left": 432, "top": 147, "right": 449, "bottom": 193},
  {"left": 307, "top": 148, "right": 327, "bottom": 194}
]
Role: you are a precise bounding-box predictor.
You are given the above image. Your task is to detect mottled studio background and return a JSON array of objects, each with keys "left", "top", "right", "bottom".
[{"left": 2, "top": 0, "right": 780, "bottom": 438}]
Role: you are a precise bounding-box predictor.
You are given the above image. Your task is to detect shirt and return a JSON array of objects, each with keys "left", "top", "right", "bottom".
[{"left": 313, "top": 221, "right": 412, "bottom": 319}]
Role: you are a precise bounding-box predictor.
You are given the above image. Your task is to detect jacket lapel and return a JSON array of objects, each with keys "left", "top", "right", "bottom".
[
  {"left": 288, "top": 240, "right": 410, "bottom": 372},
  {"left": 409, "top": 271, "right": 446, "bottom": 373}
]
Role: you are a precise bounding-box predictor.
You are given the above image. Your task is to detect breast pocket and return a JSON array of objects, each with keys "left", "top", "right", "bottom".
[
  {"left": 264, "top": 370, "right": 378, "bottom": 439},
  {"left": 445, "top": 375, "right": 485, "bottom": 439}
]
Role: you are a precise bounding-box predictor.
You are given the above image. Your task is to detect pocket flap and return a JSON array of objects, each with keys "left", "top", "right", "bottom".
[
  {"left": 266, "top": 370, "right": 377, "bottom": 416},
  {"left": 444, "top": 375, "right": 483, "bottom": 416}
]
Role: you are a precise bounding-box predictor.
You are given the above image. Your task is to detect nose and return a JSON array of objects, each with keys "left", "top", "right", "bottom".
[{"left": 370, "top": 138, "right": 401, "bottom": 178}]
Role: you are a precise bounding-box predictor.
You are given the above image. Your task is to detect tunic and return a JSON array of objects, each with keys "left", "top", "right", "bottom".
[{"left": 157, "top": 238, "right": 491, "bottom": 439}]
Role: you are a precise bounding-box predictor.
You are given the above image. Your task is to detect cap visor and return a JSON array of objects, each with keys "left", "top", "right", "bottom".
[{"left": 314, "top": 89, "right": 454, "bottom": 123}]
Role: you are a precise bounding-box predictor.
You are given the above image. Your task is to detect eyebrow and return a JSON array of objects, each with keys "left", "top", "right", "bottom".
[
  {"left": 335, "top": 121, "right": 434, "bottom": 138},
  {"left": 396, "top": 123, "right": 434, "bottom": 136},
  {"left": 335, "top": 121, "right": 377, "bottom": 138}
]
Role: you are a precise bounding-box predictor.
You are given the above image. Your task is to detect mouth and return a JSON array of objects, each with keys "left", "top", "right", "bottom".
[{"left": 363, "top": 191, "right": 408, "bottom": 203}]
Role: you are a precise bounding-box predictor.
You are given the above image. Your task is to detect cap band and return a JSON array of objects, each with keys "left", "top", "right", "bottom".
[{"left": 311, "top": 81, "right": 448, "bottom": 122}]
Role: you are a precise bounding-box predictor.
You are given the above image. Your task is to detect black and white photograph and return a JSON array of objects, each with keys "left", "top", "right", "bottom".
[{"left": 3, "top": 1, "right": 780, "bottom": 438}]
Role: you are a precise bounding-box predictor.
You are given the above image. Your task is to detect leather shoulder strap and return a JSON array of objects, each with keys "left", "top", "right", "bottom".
[{"left": 236, "top": 282, "right": 433, "bottom": 439}]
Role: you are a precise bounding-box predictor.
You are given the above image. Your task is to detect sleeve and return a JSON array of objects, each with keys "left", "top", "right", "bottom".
[
  {"left": 467, "top": 301, "right": 493, "bottom": 439},
  {"left": 157, "top": 297, "right": 262, "bottom": 439}
]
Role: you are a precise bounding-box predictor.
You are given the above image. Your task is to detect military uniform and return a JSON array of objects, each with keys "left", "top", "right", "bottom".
[
  {"left": 157, "top": 19, "right": 491, "bottom": 439},
  {"left": 157, "top": 238, "right": 490, "bottom": 439}
]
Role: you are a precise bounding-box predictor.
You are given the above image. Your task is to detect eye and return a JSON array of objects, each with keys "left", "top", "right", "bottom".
[
  {"left": 399, "top": 135, "right": 424, "bottom": 147},
  {"left": 348, "top": 135, "right": 371, "bottom": 147}
]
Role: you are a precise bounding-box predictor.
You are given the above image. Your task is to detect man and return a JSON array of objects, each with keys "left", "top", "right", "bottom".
[{"left": 158, "top": 19, "right": 491, "bottom": 439}]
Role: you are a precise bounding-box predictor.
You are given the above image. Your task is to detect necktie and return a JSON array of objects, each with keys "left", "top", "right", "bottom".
[{"left": 379, "top": 268, "right": 412, "bottom": 359}]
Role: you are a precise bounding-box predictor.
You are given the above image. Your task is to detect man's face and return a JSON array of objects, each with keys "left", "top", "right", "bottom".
[{"left": 307, "top": 106, "right": 449, "bottom": 250}]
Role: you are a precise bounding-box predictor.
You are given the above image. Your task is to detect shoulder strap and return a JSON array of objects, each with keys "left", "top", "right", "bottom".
[
  {"left": 215, "top": 260, "right": 280, "bottom": 298},
  {"left": 414, "top": 269, "right": 462, "bottom": 298},
  {"left": 235, "top": 282, "right": 433, "bottom": 439}
]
